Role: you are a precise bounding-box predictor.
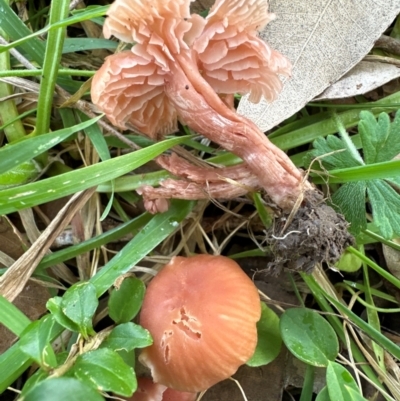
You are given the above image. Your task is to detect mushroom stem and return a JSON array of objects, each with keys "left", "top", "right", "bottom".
[{"left": 165, "top": 53, "right": 308, "bottom": 211}]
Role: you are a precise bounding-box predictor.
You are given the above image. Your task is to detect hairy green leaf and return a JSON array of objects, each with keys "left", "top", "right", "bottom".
[{"left": 306, "top": 110, "right": 400, "bottom": 238}]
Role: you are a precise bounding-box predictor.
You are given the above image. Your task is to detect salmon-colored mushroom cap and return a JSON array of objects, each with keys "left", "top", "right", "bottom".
[
  {"left": 91, "top": 51, "right": 177, "bottom": 138},
  {"left": 139, "top": 254, "right": 261, "bottom": 392},
  {"left": 193, "top": 0, "right": 292, "bottom": 103},
  {"left": 124, "top": 377, "right": 196, "bottom": 401}
]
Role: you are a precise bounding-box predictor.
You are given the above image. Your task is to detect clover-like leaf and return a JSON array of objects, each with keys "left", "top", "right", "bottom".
[
  {"left": 280, "top": 308, "right": 338, "bottom": 367},
  {"left": 306, "top": 110, "right": 400, "bottom": 238}
]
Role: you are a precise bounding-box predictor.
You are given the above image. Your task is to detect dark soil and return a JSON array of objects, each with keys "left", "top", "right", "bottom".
[{"left": 266, "top": 190, "right": 354, "bottom": 274}]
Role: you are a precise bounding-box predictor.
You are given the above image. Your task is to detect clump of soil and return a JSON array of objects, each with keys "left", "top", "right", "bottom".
[{"left": 266, "top": 190, "right": 354, "bottom": 274}]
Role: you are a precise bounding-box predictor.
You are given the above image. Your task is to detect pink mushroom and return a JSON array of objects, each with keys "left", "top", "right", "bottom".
[
  {"left": 92, "top": 0, "right": 309, "bottom": 211},
  {"left": 138, "top": 254, "right": 261, "bottom": 392}
]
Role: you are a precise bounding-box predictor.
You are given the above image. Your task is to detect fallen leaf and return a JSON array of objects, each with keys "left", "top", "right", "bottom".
[
  {"left": 0, "top": 217, "right": 25, "bottom": 268},
  {"left": 315, "top": 61, "right": 400, "bottom": 100},
  {"left": 238, "top": 0, "right": 400, "bottom": 131},
  {"left": 0, "top": 189, "right": 95, "bottom": 301}
]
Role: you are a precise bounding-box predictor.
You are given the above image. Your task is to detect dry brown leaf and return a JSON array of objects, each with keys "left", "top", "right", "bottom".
[
  {"left": 0, "top": 217, "right": 25, "bottom": 267},
  {"left": 315, "top": 61, "right": 400, "bottom": 100},
  {"left": 0, "top": 281, "right": 51, "bottom": 354},
  {"left": 238, "top": 0, "right": 400, "bottom": 131},
  {"left": 0, "top": 189, "right": 95, "bottom": 301}
]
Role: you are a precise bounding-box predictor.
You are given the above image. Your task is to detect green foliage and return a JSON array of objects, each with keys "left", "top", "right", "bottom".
[
  {"left": 0, "top": 295, "right": 31, "bottom": 336},
  {"left": 280, "top": 308, "right": 339, "bottom": 367},
  {"left": 247, "top": 303, "right": 282, "bottom": 367},
  {"left": 326, "top": 361, "right": 368, "bottom": 401},
  {"left": 46, "top": 297, "right": 80, "bottom": 333},
  {"left": 306, "top": 110, "right": 400, "bottom": 239},
  {"left": 19, "top": 316, "right": 58, "bottom": 370},
  {"left": 316, "top": 387, "right": 331, "bottom": 401},
  {"left": 60, "top": 282, "right": 98, "bottom": 339},
  {"left": 23, "top": 377, "right": 105, "bottom": 401},
  {"left": 67, "top": 348, "right": 136, "bottom": 396},
  {"left": 108, "top": 277, "right": 145, "bottom": 324},
  {"left": 0, "top": 161, "right": 40, "bottom": 188},
  {"left": 100, "top": 322, "right": 152, "bottom": 352}
]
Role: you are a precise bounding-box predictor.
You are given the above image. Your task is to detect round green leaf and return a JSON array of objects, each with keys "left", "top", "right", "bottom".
[
  {"left": 61, "top": 282, "right": 98, "bottom": 338},
  {"left": 108, "top": 277, "right": 145, "bottom": 324},
  {"left": 100, "top": 322, "right": 152, "bottom": 352},
  {"left": 316, "top": 387, "right": 331, "bottom": 401},
  {"left": 326, "top": 361, "right": 362, "bottom": 401},
  {"left": 280, "top": 308, "right": 338, "bottom": 366},
  {"left": 24, "top": 377, "right": 105, "bottom": 401},
  {"left": 247, "top": 303, "right": 282, "bottom": 367},
  {"left": 69, "top": 348, "right": 136, "bottom": 396}
]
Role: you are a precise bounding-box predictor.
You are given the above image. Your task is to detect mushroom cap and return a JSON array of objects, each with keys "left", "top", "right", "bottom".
[
  {"left": 103, "top": 0, "right": 205, "bottom": 55},
  {"left": 125, "top": 377, "right": 196, "bottom": 401},
  {"left": 139, "top": 254, "right": 261, "bottom": 392},
  {"left": 193, "top": 0, "right": 292, "bottom": 103},
  {"left": 91, "top": 50, "right": 177, "bottom": 138}
]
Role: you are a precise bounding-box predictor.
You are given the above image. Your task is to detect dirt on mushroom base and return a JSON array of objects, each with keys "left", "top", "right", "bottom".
[{"left": 266, "top": 191, "right": 354, "bottom": 275}]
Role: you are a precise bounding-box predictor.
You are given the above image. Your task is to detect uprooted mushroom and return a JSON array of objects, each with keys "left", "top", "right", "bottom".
[{"left": 91, "top": 0, "right": 353, "bottom": 272}]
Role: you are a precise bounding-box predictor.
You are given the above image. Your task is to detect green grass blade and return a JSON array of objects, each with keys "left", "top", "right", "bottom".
[
  {"left": 90, "top": 199, "right": 195, "bottom": 297},
  {"left": 0, "top": 295, "right": 31, "bottom": 336},
  {"left": 97, "top": 171, "right": 172, "bottom": 192},
  {"left": 37, "top": 213, "right": 152, "bottom": 270},
  {"left": 78, "top": 112, "right": 110, "bottom": 161},
  {"left": 0, "top": 4, "right": 108, "bottom": 54},
  {"left": 272, "top": 92, "right": 400, "bottom": 152},
  {"left": 62, "top": 38, "right": 117, "bottom": 53},
  {"left": 0, "top": 115, "right": 101, "bottom": 175},
  {"left": 0, "top": 344, "right": 33, "bottom": 392},
  {"left": 0, "top": 135, "right": 190, "bottom": 214},
  {"left": 326, "top": 294, "right": 400, "bottom": 360},
  {"left": 312, "top": 159, "right": 400, "bottom": 184},
  {"left": 0, "top": 0, "right": 46, "bottom": 64},
  {"left": 35, "top": 0, "right": 70, "bottom": 137}
]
